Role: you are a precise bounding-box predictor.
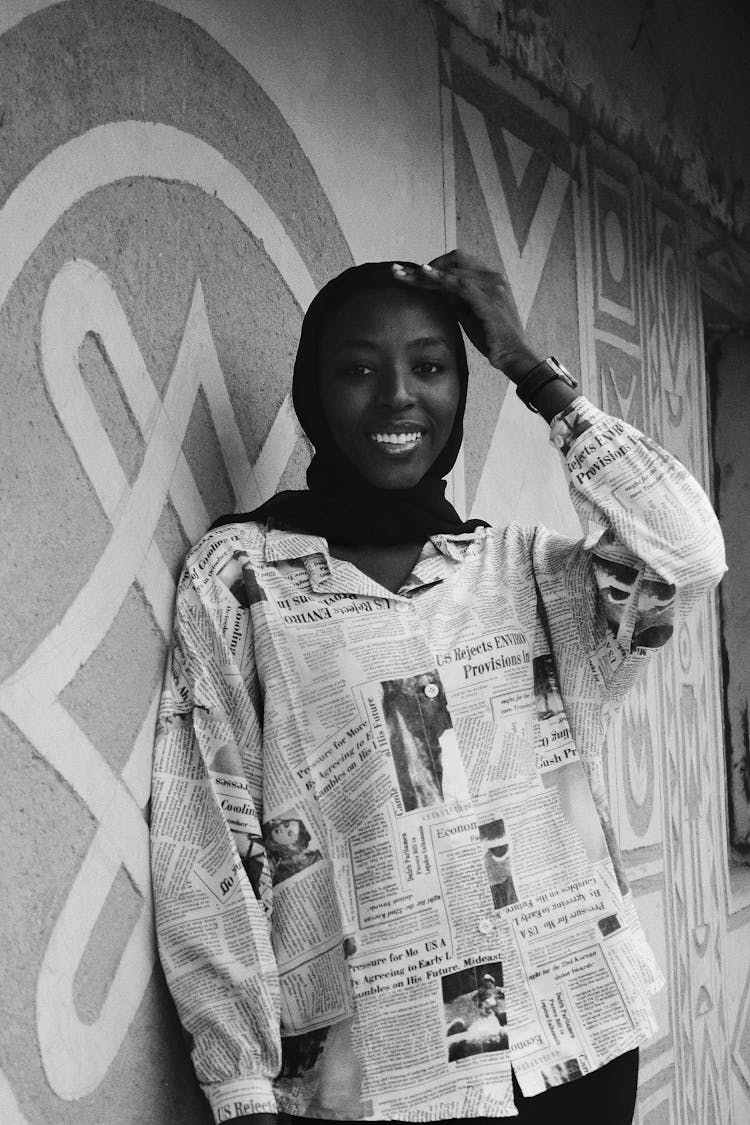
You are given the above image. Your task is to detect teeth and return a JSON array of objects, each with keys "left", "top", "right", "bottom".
[{"left": 371, "top": 432, "right": 422, "bottom": 445}]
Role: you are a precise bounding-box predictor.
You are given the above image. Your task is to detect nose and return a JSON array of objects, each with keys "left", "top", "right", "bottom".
[{"left": 376, "top": 362, "right": 416, "bottom": 409}]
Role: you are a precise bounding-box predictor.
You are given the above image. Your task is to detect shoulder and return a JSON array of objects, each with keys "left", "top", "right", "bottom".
[
  {"left": 469, "top": 522, "right": 555, "bottom": 561},
  {"left": 466, "top": 524, "right": 586, "bottom": 585}
]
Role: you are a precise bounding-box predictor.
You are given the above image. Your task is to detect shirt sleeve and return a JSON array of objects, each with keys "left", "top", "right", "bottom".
[
  {"left": 150, "top": 547, "right": 281, "bottom": 1124},
  {"left": 532, "top": 396, "right": 726, "bottom": 699}
]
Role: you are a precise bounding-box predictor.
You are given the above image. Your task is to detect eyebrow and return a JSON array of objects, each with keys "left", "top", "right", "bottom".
[
  {"left": 330, "top": 335, "right": 452, "bottom": 353},
  {"left": 409, "top": 336, "right": 452, "bottom": 349}
]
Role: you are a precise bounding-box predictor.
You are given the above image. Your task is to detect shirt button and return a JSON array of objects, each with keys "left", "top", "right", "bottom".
[
  {"left": 424, "top": 683, "right": 439, "bottom": 699},
  {"left": 478, "top": 918, "right": 493, "bottom": 935}
]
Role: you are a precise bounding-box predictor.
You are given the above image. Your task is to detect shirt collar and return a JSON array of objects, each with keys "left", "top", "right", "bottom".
[
  {"left": 262, "top": 525, "right": 486, "bottom": 566},
  {"left": 262, "top": 525, "right": 485, "bottom": 599}
]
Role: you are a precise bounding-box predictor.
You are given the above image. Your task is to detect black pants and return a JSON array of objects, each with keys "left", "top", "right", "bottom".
[
  {"left": 510, "top": 1048, "right": 639, "bottom": 1123},
  {"left": 282, "top": 1048, "right": 639, "bottom": 1125}
]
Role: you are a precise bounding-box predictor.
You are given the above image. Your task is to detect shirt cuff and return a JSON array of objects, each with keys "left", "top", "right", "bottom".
[
  {"left": 204, "top": 1076, "right": 277, "bottom": 1123},
  {"left": 547, "top": 395, "right": 601, "bottom": 452}
]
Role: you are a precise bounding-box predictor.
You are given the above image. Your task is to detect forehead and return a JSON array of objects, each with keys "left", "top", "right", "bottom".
[{"left": 319, "top": 286, "right": 456, "bottom": 349}]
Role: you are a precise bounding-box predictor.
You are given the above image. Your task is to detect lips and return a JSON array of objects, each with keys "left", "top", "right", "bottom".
[
  {"left": 366, "top": 419, "right": 427, "bottom": 455},
  {"left": 370, "top": 431, "right": 423, "bottom": 445},
  {"left": 367, "top": 430, "right": 425, "bottom": 457}
]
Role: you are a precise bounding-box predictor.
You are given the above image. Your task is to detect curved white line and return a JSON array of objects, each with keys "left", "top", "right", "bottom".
[
  {"left": 0, "top": 122, "right": 315, "bottom": 1100},
  {"left": 0, "top": 120, "right": 317, "bottom": 313},
  {"left": 20, "top": 266, "right": 214, "bottom": 1096},
  {"left": 36, "top": 824, "right": 155, "bottom": 1099}
]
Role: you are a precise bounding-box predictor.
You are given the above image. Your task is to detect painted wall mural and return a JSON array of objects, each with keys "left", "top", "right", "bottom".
[
  {"left": 0, "top": 3, "right": 351, "bottom": 1121},
  {"left": 0, "top": 3, "right": 747, "bottom": 1124},
  {"left": 445, "top": 25, "right": 746, "bottom": 1125}
]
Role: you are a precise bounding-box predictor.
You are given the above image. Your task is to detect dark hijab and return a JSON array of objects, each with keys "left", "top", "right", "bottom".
[{"left": 211, "top": 261, "right": 488, "bottom": 545}]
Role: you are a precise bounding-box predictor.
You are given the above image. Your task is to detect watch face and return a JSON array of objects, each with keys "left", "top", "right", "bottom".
[{"left": 548, "top": 357, "right": 577, "bottom": 388}]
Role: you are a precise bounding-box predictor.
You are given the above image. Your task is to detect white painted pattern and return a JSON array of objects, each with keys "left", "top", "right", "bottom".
[
  {"left": 593, "top": 167, "right": 636, "bottom": 326},
  {"left": 0, "top": 121, "right": 316, "bottom": 1100},
  {"left": 453, "top": 94, "right": 577, "bottom": 533},
  {"left": 454, "top": 95, "right": 569, "bottom": 329},
  {"left": 0, "top": 121, "right": 317, "bottom": 315}
]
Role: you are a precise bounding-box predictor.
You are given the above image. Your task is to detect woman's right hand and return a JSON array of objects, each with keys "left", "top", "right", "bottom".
[{"left": 392, "top": 250, "right": 542, "bottom": 382}]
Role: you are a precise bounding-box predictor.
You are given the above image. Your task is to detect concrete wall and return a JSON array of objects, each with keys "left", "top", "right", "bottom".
[
  {"left": 1, "top": 2, "right": 748, "bottom": 1123},
  {"left": 437, "top": 0, "right": 750, "bottom": 244}
]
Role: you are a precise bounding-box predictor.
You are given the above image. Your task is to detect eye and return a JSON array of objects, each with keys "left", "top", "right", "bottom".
[
  {"left": 342, "top": 363, "right": 375, "bottom": 378},
  {"left": 413, "top": 361, "right": 443, "bottom": 376}
]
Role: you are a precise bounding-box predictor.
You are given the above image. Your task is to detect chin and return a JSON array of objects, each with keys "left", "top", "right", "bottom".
[
  {"left": 341, "top": 440, "right": 437, "bottom": 490},
  {"left": 362, "top": 465, "right": 428, "bottom": 490}
]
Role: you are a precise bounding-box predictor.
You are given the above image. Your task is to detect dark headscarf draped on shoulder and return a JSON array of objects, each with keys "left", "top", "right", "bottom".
[{"left": 211, "top": 261, "right": 488, "bottom": 545}]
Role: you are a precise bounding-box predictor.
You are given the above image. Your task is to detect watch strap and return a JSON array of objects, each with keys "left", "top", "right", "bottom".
[{"left": 515, "top": 356, "right": 578, "bottom": 413}]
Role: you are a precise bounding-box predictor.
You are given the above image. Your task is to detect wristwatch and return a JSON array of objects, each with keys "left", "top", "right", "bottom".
[{"left": 515, "top": 356, "right": 578, "bottom": 413}]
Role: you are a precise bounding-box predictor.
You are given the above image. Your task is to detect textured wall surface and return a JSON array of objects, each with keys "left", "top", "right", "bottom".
[
  {"left": 709, "top": 334, "right": 750, "bottom": 856},
  {"left": 0, "top": 2, "right": 748, "bottom": 1123},
  {"left": 436, "top": 0, "right": 750, "bottom": 245}
]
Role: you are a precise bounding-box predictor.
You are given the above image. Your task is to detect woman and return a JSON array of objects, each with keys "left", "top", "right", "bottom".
[{"left": 151, "top": 252, "right": 725, "bottom": 1125}]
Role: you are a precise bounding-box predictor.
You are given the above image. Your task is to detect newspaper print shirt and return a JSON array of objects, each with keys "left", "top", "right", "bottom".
[{"left": 151, "top": 398, "right": 726, "bottom": 1123}]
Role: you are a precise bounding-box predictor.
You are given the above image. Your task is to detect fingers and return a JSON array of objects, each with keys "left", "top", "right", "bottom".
[
  {"left": 427, "top": 249, "right": 488, "bottom": 272},
  {"left": 390, "top": 260, "right": 477, "bottom": 299},
  {"left": 394, "top": 258, "right": 508, "bottom": 302},
  {"left": 392, "top": 250, "right": 488, "bottom": 280},
  {"left": 427, "top": 250, "right": 509, "bottom": 286},
  {"left": 391, "top": 262, "right": 447, "bottom": 286}
]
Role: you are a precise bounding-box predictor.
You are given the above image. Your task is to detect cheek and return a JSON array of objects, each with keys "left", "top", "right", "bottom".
[
  {"left": 317, "top": 382, "right": 333, "bottom": 433},
  {"left": 436, "top": 381, "right": 461, "bottom": 434},
  {"left": 320, "top": 382, "right": 366, "bottom": 444}
]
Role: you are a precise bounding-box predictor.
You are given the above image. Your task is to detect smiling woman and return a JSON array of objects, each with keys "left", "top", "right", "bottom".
[
  {"left": 151, "top": 251, "right": 726, "bottom": 1125},
  {"left": 213, "top": 260, "right": 492, "bottom": 592},
  {"left": 307, "top": 267, "right": 469, "bottom": 589},
  {"left": 317, "top": 286, "right": 461, "bottom": 490}
]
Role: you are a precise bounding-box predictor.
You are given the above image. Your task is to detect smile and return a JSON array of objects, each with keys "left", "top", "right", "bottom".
[{"left": 369, "top": 432, "right": 423, "bottom": 446}]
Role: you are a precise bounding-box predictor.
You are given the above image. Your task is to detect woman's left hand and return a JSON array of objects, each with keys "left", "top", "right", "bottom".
[{"left": 392, "top": 250, "right": 542, "bottom": 383}]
